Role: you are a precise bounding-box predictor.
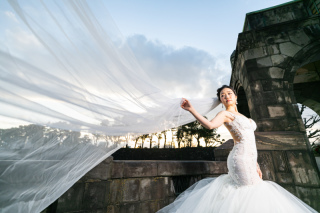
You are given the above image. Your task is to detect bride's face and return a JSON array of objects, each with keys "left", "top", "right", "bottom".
[{"left": 220, "top": 88, "right": 237, "bottom": 107}]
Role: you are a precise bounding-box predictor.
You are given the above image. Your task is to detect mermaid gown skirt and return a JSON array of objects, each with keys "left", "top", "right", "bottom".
[{"left": 157, "top": 112, "right": 317, "bottom": 213}]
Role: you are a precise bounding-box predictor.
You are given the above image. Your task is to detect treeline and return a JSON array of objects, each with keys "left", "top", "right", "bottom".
[{"left": 134, "top": 118, "right": 225, "bottom": 148}]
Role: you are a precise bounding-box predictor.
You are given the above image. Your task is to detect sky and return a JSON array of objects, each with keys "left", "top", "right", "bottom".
[
  {"left": 100, "top": 0, "right": 291, "bottom": 139},
  {"left": 99, "top": 0, "right": 292, "bottom": 99},
  {"left": 1, "top": 0, "right": 319, "bottom": 142}
]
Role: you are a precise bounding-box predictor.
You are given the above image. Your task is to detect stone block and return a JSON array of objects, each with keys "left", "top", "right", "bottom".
[
  {"left": 303, "top": 24, "right": 320, "bottom": 38},
  {"left": 256, "top": 120, "right": 278, "bottom": 132},
  {"left": 291, "top": 1, "right": 308, "bottom": 19},
  {"left": 247, "top": 13, "right": 265, "bottom": 30},
  {"left": 281, "top": 184, "right": 297, "bottom": 195},
  {"left": 289, "top": 29, "right": 310, "bottom": 46},
  {"left": 287, "top": 104, "right": 300, "bottom": 118},
  {"left": 261, "top": 80, "right": 283, "bottom": 91},
  {"left": 256, "top": 105, "right": 269, "bottom": 118},
  {"left": 266, "top": 32, "right": 290, "bottom": 45},
  {"left": 244, "top": 59, "right": 258, "bottom": 73},
  {"left": 107, "top": 205, "right": 120, "bottom": 213},
  {"left": 268, "top": 67, "right": 284, "bottom": 79},
  {"left": 258, "top": 151, "right": 276, "bottom": 181},
  {"left": 279, "top": 42, "right": 301, "bottom": 57},
  {"left": 85, "top": 209, "right": 107, "bottom": 213},
  {"left": 264, "top": 10, "right": 278, "bottom": 26},
  {"left": 255, "top": 132, "right": 309, "bottom": 150},
  {"left": 274, "top": 91, "right": 286, "bottom": 104},
  {"left": 286, "top": 151, "right": 320, "bottom": 186},
  {"left": 251, "top": 92, "right": 264, "bottom": 105},
  {"left": 296, "top": 186, "right": 320, "bottom": 211},
  {"left": 157, "top": 161, "right": 208, "bottom": 176},
  {"left": 275, "top": 8, "right": 294, "bottom": 23},
  {"left": 250, "top": 80, "right": 263, "bottom": 92},
  {"left": 140, "top": 201, "right": 160, "bottom": 213},
  {"left": 206, "top": 161, "right": 228, "bottom": 174},
  {"left": 272, "top": 151, "right": 289, "bottom": 172},
  {"left": 139, "top": 178, "right": 152, "bottom": 201},
  {"left": 108, "top": 179, "right": 123, "bottom": 203},
  {"left": 84, "top": 160, "right": 111, "bottom": 180},
  {"left": 56, "top": 183, "right": 84, "bottom": 213},
  {"left": 297, "top": 118, "right": 306, "bottom": 132},
  {"left": 256, "top": 56, "right": 273, "bottom": 68},
  {"left": 83, "top": 181, "right": 108, "bottom": 210},
  {"left": 270, "top": 54, "right": 289, "bottom": 67},
  {"left": 275, "top": 172, "right": 293, "bottom": 184},
  {"left": 150, "top": 177, "right": 174, "bottom": 199},
  {"left": 123, "top": 179, "right": 140, "bottom": 202},
  {"left": 267, "top": 106, "right": 286, "bottom": 117},
  {"left": 267, "top": 44, "right": 280, "bottom": 55},
  {"left": 248, "top": 68, "right": 271, "bottom": 81},
  {"left": 123, "top": 161, "right": 157, "bottom": 178},
  {"left": 119, "top": 203, "right": 140, "bottom": 213},
  {"left": 243, "top": 47, "right": 267, "bottom": 60},
  {"left": 111, "top": 161, "right": 124, "bottom": 178},
  {"left": 284, "top": 91, "right": 292, "bottom": 104},
  {"left": 262, "top": 91, "right": 278, "bottom": 105}
]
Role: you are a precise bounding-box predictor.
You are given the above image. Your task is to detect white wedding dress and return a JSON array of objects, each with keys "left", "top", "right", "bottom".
[{"left": 157, "top": 111, "right": 318, "bottom": 213}]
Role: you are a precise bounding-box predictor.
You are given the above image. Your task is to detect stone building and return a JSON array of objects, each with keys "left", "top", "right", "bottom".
[
  {"left": 230, "top": 0, "right": 320, "bottom": 210},
  {"left": 44, "top": 0, "right": 320, "bottom": 212}
]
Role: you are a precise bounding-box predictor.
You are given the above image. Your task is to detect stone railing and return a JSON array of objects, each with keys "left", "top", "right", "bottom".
[{"left": 49, "top": 158, "right": 228, "bottom": 213}]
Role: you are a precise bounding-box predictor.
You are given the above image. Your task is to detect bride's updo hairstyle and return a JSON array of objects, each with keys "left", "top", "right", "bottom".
[{"left": 217, "top": 85, "right": 237, "bottom": 102}]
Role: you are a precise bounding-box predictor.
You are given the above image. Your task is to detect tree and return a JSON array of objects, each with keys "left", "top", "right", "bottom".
[
  {"left": 176, "top": 127, "right": 184, "bottom": 148},
  {"left": 139, "top": 134, "right": 148, "bottom": 148},
  {"left": 148, "top": 133, "right": 154, "bottom": 148},
  {"left": 156, "top": 132, "right": 163, "bottom": 148},
  {"left": 299, "top": 104, "right": 320, "bottom": 143},
  {"left": 175, "top": 117, "right": 225, "bottom": 148},
  {"left": 161, "top": 130, "right": 168, "bottom": 148},
  {"left": 134, "top": 137, "right": 140, "bottom": 148}
]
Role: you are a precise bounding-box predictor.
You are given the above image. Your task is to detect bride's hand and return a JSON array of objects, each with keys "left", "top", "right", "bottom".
[
  {"left": 257, "top": 163, "right": 262, "bottom": 179},
  {"left": 181, "top": 98, "right": 194, "bottom": 112}
]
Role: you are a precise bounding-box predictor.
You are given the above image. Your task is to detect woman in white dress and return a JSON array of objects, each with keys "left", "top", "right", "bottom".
[{"left": 157, "top": 85, "right": 317, "bottom": 213}]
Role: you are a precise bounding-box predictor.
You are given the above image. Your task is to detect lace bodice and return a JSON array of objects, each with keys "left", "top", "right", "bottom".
[{"left": 224, "top": 111, "right": 262, "bottom": 187}]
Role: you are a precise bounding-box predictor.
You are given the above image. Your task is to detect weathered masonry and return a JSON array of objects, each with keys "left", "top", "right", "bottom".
[
  {"left": 43, "top": 157, "right": 228, "bottom": 213},
  {"left": 230, "top": 0, "right": 320, "bottom": 210}
]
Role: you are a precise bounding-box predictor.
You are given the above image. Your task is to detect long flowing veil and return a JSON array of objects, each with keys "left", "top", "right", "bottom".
[{"left": 0, "top": 0, "right": 221, "bottom": 212}]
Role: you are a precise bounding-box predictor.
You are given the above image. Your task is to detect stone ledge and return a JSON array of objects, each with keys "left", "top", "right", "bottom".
[
  {"left": 255, "top": 131, "right": 309, "bottom": 150},
  {"left": 111, "top": 160, "right": 227, "bottom": 178}
]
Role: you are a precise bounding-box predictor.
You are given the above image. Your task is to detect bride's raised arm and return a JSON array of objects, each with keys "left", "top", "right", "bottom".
[{"left": 181, "top": 98, "right": 234, "bottom": 129}]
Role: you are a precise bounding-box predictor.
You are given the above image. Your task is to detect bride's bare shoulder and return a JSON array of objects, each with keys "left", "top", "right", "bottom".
[
  {"left": 215, "top": 110, "right": 233, "bottom": 119},
  {"left": 216, "top": 110, "right": 228, "bottom": 116}
]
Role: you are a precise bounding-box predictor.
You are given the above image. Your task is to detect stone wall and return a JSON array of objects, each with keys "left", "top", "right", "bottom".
[
  {"left": 229, "top": 1, "right": 320, "bottom": 211},
  {"left": 43, "top": 144, "right": 320, "bottom": 213},
  {"left": 46, "top": 157, "right": 227, "bottom": 213}
]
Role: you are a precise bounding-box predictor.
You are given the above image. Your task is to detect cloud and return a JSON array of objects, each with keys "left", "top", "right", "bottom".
[
  {"left": 125, "top": 35, "right": 231, "bottom": 98},
  {"left": 4, "top": 11, "right": 19, "bottom": 23}
]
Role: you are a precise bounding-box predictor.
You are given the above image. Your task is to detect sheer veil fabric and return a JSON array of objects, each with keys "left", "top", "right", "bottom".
[{"left": 0, "top": 0, "right": 220, "bottom": 212}]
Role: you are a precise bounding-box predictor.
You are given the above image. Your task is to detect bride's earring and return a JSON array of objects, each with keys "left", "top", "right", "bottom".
[
  {"left": 236, "top": 100, "right": 238, "bottom": 105},
  {"left": 221, "top": 103, "right": 223, "bottom": 108}
]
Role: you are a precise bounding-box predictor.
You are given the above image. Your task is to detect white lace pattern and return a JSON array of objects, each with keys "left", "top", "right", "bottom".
[{"left": 224, "top": 112, "right": 262, "bottom": 186}]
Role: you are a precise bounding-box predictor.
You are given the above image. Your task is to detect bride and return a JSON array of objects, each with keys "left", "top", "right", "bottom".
[{"left": 157, "top": 85, "right": 317, "bottom": 213}]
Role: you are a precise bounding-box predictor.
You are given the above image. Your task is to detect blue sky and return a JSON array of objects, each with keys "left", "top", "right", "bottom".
[
  {"left": 102, "top": 0, "right": 290, "bottom": 56},
  {"left": 97, "top": 0, "right": 291, "bottom": 98}
]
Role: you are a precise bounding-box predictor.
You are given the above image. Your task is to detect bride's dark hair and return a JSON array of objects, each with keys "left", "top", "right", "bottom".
[{"left": 217, "top": 85, "right": 237, "bottom": 101}]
